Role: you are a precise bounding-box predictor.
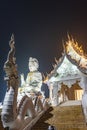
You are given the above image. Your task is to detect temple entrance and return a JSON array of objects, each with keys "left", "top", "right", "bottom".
[
  {"left": 60, "top": 81, "right": 83, "bottom": 101},
  {"left": 75, "top": 90, "right": 83, "bottom": 100}
]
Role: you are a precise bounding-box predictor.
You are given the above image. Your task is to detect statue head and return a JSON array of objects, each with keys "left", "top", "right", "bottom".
[{"left": 28, "top": 57, "right": 39, "bottom": 72}]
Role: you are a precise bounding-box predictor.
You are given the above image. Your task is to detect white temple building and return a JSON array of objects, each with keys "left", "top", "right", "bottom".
[{"left": 46, "top": 36, "right": 87, "bottom": 108}]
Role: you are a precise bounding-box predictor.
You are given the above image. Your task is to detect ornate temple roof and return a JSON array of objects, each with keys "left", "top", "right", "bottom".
[
  {"left": 65, "top": 36, "right": 87, "bottom": 75},
  {"left": 47, "top": 36, "right": 87, "bottom": 83}
]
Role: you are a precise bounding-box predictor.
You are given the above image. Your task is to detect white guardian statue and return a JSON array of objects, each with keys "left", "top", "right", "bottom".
[{"left": 25, "top": 57, "right": 42, "bottom": 94}]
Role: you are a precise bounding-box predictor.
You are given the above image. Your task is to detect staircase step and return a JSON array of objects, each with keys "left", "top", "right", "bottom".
[{"left": 31, "top": 101, "right": 87, "bottom": 130}]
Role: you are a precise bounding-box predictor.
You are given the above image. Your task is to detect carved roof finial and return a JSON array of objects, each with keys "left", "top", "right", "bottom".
[
  {"left": 9, "top": 33, "right": 15, "bottom": 46},
  {"left": 67, "top": 32, "right": 71, "bottom": 40},
  {"left": 54, "top": 57, "right": 58, "bottom": 64}
]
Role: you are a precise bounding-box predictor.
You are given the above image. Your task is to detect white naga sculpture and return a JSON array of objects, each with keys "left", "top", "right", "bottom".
[
  {"left": 1, "top": 35, "right": 49, "bottom": 130},
  {"left": 19, "top": 57, "right": 42, "bottom": 94}
]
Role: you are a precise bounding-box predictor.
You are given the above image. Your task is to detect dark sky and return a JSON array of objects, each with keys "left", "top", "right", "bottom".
[{"left": 0, "top": 0, "right": 87, "bottom": 101}]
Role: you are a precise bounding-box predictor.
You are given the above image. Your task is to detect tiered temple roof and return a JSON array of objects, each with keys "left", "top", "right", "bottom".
[{"left": 47, "top": 36, "right": 87, "bottom": 83}]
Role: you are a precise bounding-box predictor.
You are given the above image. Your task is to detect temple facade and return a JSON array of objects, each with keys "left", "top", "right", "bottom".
[{"left": 46, "top": 36, "right": 87, "bottom": 108}]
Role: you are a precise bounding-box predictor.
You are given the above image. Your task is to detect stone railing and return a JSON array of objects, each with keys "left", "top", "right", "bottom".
[
  {"left": 1, "top": 93, "right": 49, "bottom": 130},
  {"left": 16, "top": 94, "right": 49, "bottom": 130}
]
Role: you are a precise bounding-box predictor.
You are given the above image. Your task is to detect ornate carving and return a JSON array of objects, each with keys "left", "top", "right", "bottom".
[
  {"left": 1, "top": 34, "right": 19, "bottom": 127},
  {"left": 4, "top": 34, "right": 19, "bottom": 90},
  {"left": 1, "top": 35, "right": 49, "bottom": 130}
]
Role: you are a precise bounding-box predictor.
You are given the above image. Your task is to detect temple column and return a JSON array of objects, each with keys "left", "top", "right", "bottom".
[
  {"left": 49, "top": 82, "right": 58, "bottom": 106},
  {"left": 49, "top": 83, "right": 53, "bottom": 102},
  {"left": 52, "top": 82, "right": 58, "bottom": 106},
  {"left": 81, "top": 75, "right": 87, "bottom": 123}
]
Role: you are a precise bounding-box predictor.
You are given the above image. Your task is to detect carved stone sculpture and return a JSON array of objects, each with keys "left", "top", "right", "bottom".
[
  {"left": 1, "top": 35, "right": 49, "bottom": 130},
  {"left": 25, "top": 57, "right": 42, "bottom": 93}
]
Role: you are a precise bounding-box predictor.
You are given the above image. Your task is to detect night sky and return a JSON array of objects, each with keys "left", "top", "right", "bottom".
[{"left": 0, "top": 0, "right": 87, "bottom": 101}]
